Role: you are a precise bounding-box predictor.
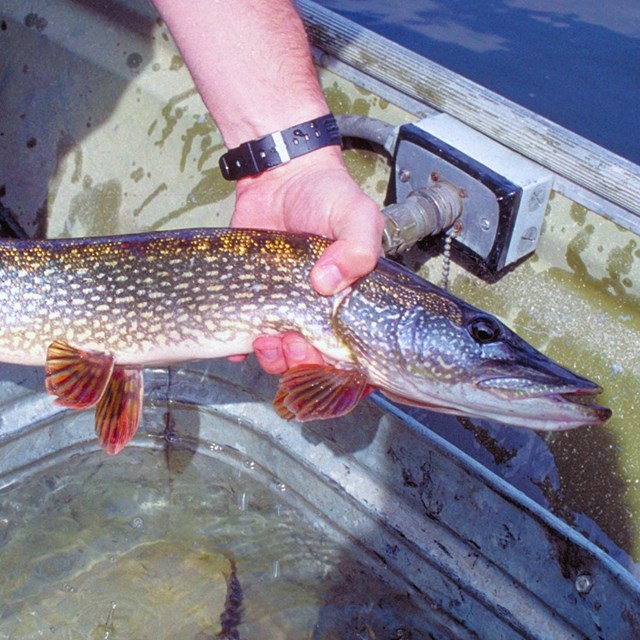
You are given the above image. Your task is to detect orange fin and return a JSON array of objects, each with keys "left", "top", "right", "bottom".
[
  {"left": 273, "top": 364, "right": 371, "bottom": 422},
  {"left": 95, "top": 366, "right": 144, "bottom": 456},
  {"left": 45, "top": 340, "right": 115, "bottom": 409}
]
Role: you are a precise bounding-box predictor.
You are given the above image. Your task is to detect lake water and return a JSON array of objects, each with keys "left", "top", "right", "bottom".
[{"left": 316, "top": 0, "right": 640, "bottom": 165}]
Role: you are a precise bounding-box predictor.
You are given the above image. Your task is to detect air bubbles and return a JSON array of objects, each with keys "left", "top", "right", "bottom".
[
  {"left": 610, "top": 362, "right": 624, "bottom": 376},
  {"left": 130, "top": 516, "right": 144, "bottom": 529},
  {"left": 276, "top": 482, "right": 287, "bottom": 492},
  {"left": 244, "top": 459, "right": 256, "bottom": 470}
]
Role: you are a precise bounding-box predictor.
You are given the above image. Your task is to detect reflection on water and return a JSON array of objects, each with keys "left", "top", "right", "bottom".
[
  {"left": 316, "top": 0, "right": 640, "bottom": 163},
  {"left": 0, "top": 440, "right": 427, "bottom": 639}
]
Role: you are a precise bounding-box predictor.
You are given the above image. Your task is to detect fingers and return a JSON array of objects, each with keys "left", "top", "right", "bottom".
[
  {"left": 311, "top": 238, "right": 381, "bottom": 295},
  {"left": 253, "top": 332, "right": 325, "bottom": 375},
  {"left": 311, "top": 197, "right": 385, "bottom": 296}
]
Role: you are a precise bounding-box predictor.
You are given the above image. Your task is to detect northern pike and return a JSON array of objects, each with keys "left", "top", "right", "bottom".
[{"left": 0, "top": 228, "right": 610, "bottom": 454}]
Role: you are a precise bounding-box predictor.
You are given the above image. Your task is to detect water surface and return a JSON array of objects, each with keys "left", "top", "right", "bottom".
[{"left": 316, "top": 0, "right": 640, "bottom": 164}]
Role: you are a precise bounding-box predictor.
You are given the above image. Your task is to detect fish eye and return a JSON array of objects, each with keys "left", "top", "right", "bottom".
[{"left": 468, "top": 316, "right": 501, "bottom": 344}]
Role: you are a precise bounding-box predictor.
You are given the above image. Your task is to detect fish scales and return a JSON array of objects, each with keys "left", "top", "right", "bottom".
[
  {"left": 0, "top": 226, "right": 610, "bottom": 454},
  {"left": 0, "top": 228, "right": 345, "bottom": 366}
]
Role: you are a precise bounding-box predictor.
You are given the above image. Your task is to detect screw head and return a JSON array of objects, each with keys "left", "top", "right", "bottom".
[{"left": 575, "top": 573, "right": 593, "bottom": 595}]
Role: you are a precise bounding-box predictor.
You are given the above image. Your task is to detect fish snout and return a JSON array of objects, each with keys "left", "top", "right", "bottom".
[
  {"left": 476, "top": 359, "right": 611, "bottom": 428},
  {"left": 476, "top": 362, "right": 602, "bottom": 398}
]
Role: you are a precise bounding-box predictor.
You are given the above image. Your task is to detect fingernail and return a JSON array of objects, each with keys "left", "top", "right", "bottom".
[
  {"left": 287, "top": 339, "right": 308, "bottom": 361},
  {"left": 313, "top": 263, "right": 343, "bottom": 295},
  {"left": 256, "top": 347, "right": 279, "bottom": 362}
]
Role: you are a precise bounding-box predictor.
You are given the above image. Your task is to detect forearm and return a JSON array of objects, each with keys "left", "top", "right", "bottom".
[{"left": 152, "top": 0, "right": 329, "bottom": 147}]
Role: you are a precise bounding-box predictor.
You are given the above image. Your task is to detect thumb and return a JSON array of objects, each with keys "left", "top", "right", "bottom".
[{"left": 311, "top": 234, "right": 382, "bottom": 296}]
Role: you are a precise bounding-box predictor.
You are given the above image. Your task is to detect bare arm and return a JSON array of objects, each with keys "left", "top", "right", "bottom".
[
  {"left": 152, "top": 0, "right": 384, "bottom": 371},
  {"left": 151, "top": 0, "right": 329, "bottom": 146}
]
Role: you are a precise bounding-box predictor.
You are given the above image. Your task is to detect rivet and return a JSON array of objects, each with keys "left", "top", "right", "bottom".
[{"left": 575, "top": 573, "right": 593, "bottom": 595}]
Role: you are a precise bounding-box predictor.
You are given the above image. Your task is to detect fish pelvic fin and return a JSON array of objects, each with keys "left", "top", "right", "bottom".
[
  {"left": 274, "top": 364, "right": 371, "bottom": 422},
  {"left": 96, "top": 366, "right": 144, "bottom": 456},
  {"left": 45, "top": 340, "right": 115, "bottom": 409},
  {"left": 44, "top": 341, "right": 143, "bottom": 455}
]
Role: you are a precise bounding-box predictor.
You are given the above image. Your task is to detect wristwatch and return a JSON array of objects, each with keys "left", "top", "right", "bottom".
[{"left": 219, "top": 113, "right": 341, "bottom": 181}]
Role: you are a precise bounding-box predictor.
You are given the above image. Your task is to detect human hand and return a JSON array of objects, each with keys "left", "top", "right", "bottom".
[{"left": 230, "top": 145, "right": 384, "bottom": 374}]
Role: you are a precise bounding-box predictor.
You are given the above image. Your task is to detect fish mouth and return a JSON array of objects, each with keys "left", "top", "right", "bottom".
[{"left": 476, "top": 365, "right": 612, "bottom": 428}]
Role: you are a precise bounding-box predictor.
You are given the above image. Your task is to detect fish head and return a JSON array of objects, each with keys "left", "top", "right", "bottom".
[
  {"left": 394, "top": 303, "right": 610, "bottom": 429},
  {"left": 340, "top": 261, "right": 611, "bottom": 430}
]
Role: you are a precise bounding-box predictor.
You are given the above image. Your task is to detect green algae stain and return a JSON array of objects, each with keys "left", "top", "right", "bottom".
[
  {"left": 132, "top": 183, "right": 168, "bottom": 219},
  {"left": 179, "top": 115, "right": 220, "bottom": 173},
  {"left": 351, "top": 97, "right": 371, "bottom": 117},
  {"left": 67, "top": 178, "right": 122, "bottom": 237},
  {"left": 153, "top": 88, "right": 198, "bottom": 148},
  {"left": 70, "top": 148, "right": 83, "bottom": 185},
  {"left": 130, "top": 166, "right": 145, "bottom": 183},
  {"left": 607, "top": 239, "right": 637, "bottom": 278},
  {"left": 606, "top": 239, "right": 638, "bottom": 294},
  {"left": 150, "top": 169, "right": 233, "bottom": 230},
  {"left": 565, "top": 224, "right": 594, "bottom": 277},
  {"left": 343, "top": 148, "right": 377, "bottom": 184},
  {"left": 169, "top": 55, "right": 183, "bottom": 71},
  {"left": 569, "top": 202, "right": 587, "bottom": 225},
  {"left": 324, "top": 83, "right": 353, "bottom": 115}
]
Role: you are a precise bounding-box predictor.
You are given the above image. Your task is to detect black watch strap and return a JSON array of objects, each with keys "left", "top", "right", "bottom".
[{"left": 219, "top": 114, "right": 341, "bottom": 181}]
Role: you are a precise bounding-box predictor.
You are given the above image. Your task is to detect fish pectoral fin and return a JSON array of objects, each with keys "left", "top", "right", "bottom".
[
  {"left": 45, "top": 340, "right": 115, "bottom": 409},
  {"left": 273, "top": 364, "right": 371, "bottom": 422},
  {"left": 95, "top": 366, "right": 144, "bottom": 456}
]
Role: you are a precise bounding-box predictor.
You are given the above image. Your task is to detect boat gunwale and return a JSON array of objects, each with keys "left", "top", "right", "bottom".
[{"left": 299, "top": 0, "right": 640, "bottom": 233}]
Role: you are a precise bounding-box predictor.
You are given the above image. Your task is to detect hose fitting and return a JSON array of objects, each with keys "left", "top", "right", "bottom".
[{"left": 382, "top": 181, "right": 463, "bottom": 255}]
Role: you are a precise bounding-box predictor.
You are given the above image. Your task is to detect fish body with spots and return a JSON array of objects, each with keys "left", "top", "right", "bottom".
[{"left": 0, "top": 228, "right": 610, "bottom": 454}]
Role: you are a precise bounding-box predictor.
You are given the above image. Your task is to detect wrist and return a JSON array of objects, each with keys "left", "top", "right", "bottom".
[
  {"left": 219, "top": 103, "right": 331, "bottom": 149},
  {"left": 235, "top": 144, "right": 347, "bottom": 187},
  {"left": 219, "top": 114, "right": 342, "bottom": 181}
]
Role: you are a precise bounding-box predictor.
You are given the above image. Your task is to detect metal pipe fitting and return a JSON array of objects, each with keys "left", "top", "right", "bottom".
[{"left": 382, "top": 181, "right": 463, "bottom": 255}]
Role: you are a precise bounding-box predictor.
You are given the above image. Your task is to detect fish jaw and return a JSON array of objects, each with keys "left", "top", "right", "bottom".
[
  {"left": 463, "top": 357, "right": 611, "bottom": 429},
  {"left": 477, "top": 392, "right": 611, "bottom": 430},
  {"left": 380, "top": 373, "right": 610, "bottom": 431}
]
